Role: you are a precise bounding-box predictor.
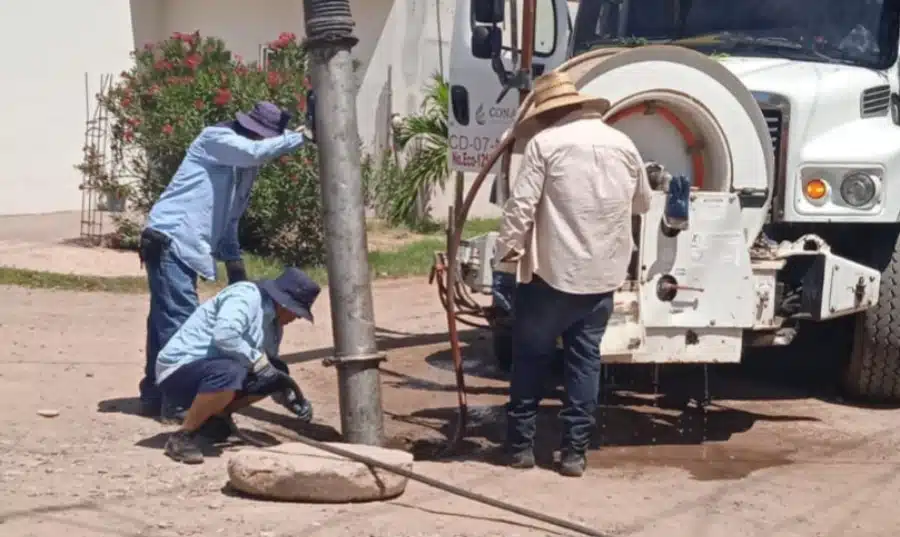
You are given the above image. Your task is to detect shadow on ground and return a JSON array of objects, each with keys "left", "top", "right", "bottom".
[
  {"left": 128, "top": 405, "right": 342, "bottom": 458},
  {"left": 135, "top": 428, "right": 281, "bottom": 459},
  {"left": 97, "top": 397, "right": 145, "bottom": 417},
  {"left": 237, "top": 405, "right": 343, "bottom": 442}
]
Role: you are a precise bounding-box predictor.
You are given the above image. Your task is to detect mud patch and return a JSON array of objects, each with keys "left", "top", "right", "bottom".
[{"left": 588, "top": 443, "right": 794, "bottom": 481}]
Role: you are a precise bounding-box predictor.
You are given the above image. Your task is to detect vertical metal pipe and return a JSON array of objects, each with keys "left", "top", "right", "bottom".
[
  {"left": 303, "top": 0, "right": 384, "bottom": 446},
  {"left": 435, "top": 0, "right": 445, "bottom": 77},
  {"left": 519, "top": 0, "right": 537, "bottom": 80}
]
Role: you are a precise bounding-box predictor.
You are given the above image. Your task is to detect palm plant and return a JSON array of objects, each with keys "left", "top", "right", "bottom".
[{"left": 382, "top": 72, "right": 449, "bottom": 228}]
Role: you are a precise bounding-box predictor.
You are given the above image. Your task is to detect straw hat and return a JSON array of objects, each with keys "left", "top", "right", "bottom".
[{"left": 516, "top": 71, "right": 611, "bottom": 133}]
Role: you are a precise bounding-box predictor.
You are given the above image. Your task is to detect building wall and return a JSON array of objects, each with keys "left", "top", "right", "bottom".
[{"left": 0, "top": 0, "right": 137, "bottom": 216}]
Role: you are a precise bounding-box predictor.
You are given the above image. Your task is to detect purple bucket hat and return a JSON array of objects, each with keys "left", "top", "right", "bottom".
[
  {"left": 236, "top": 101, "right": 292, "bottom": 138},
  {"left": 257, "top": 267, "right": 320, "bottom": 322}
]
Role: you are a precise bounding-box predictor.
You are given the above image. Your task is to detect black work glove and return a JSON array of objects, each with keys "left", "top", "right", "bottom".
[
  {"left": 244, "top": 355, "right": 314, "bottom": 423},
  {"left": 242, "top": 354, "right": 284, "bottom": 396},
  {"left": 273, "top": 387, "right": 314, "bottom": 423},
  {"left": 225, "top": 259, "right": 248, "bottom": 284},
  {"left": 267, "top": 356, "right": 313, "bottom": 422}
]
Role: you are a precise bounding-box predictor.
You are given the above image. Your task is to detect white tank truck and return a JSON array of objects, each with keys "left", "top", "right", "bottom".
[{"left": 441, "top": 0, "right": 900, "bottom": 401}]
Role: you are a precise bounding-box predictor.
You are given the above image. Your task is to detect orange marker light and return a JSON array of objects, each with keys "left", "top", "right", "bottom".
[{"left": 805, "top": 179, "right": 827, "bottom": 200}]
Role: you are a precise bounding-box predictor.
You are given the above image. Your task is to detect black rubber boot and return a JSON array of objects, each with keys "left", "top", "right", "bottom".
[
  {"left": 505, "top": 447, "right": 536, "bottom": 469},
  {"left": 558, "top": 449, "right": 587, "bottom": 477},
  {"left": 195, "top": 415, "right": 235, "bottom": 444},
  {"left": 164, "top": 431, "right": 204, "bottom": 464}
]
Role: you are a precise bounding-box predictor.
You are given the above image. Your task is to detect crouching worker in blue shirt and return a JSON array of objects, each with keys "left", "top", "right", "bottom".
[
  {"left": 138, "top": 101, "right": 309, "bottom": 420},
  {"left": 155, "top": 267, "right": 320, "bottom": 464}
]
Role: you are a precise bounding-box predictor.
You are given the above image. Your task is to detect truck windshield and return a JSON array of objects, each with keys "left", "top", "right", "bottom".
[{"left": 571, "top": 0, "right": 900, "bottom": 69}]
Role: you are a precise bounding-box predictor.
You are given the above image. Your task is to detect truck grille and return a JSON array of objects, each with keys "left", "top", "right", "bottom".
[
  {"left": 861, "top": 85, "right": 891, "bottom": 118},
  {"left": 761, "top": 107, "right": 783, "bottom": 174}
]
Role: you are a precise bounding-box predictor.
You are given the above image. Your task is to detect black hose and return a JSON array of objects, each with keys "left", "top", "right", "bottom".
[
  {"left": 303, "top": 0, "right": 359, "bottom": 48},
  {"left": 227, "top": 420, "right": 611, "bottom": 537}
]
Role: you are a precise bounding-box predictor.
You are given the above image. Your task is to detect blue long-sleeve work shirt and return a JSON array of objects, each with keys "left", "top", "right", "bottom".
[
  {"left": 145, "top": 126, "right": 305, "bottom": 281},
  {"left": 155, "top": 282, "right": 283, "bottom": 385}
]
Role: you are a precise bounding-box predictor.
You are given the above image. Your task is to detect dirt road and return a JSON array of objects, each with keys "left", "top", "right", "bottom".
[
  {"left": 1, "top": 280, "right": 899, "bottom": 537},
  {"left": 0, "top": 212, "right": 143, "bottom": 277}
]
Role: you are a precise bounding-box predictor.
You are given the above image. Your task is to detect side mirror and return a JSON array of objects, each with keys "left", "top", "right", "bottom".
[
  {"left": 472, "top": 25, "right": 502, "bottom": 60},
  {"left": 473, "top": 0, "right": 504, "bottom": 24}
]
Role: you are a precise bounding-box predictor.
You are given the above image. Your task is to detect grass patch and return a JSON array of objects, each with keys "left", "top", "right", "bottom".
[{"left": 0, "top": 218, "right": 500, "bottom": 294}]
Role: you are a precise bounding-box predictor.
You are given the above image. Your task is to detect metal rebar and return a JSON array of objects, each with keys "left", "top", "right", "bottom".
[{"left": 304, "top": 0, "right": 384, "bottom": 446}]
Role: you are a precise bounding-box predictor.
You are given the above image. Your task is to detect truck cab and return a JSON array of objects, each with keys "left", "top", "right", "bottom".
[{"left": 450, "top": 0, "right": 900, "bottom": 224}]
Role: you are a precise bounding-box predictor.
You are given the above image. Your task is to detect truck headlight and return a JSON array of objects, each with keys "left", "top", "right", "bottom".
[{"left": 839, "top": 172, "right": 877, "bottom": 207}]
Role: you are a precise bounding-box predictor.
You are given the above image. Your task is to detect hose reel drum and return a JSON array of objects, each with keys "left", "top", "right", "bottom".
[{"left": 511, "top": 45, "right": 776, "bottom": 245}]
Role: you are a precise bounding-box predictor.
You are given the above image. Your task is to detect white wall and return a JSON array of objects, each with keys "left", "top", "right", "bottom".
[{"left": 0, "top": 0, "right": 138, "bottom": 216}]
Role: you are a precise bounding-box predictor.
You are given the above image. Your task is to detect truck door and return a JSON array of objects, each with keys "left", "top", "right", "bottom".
[{"left": 448, "top": 0, "right": 571, "bottom": 174}]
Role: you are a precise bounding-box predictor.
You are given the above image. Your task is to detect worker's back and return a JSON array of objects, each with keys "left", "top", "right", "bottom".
[{"left": 524, "top": 115, "right": 650, "bottom": 295}]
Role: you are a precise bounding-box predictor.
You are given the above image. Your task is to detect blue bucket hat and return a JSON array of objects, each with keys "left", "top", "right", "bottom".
[
  {"left": 257, "top": 267, "right": 321, "bottom": 322},
  {"left": 236, "top": 101, "right": 292, "bottom": 138}
]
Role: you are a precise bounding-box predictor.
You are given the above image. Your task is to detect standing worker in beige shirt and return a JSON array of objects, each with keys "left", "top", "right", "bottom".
[{"left": 496, "top": 72, "right": 652, "bottom": 477}]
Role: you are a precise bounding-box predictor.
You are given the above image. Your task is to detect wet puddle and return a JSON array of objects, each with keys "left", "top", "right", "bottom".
[{"left": 587, "top": 443, "right": 794, "bottom": 481}]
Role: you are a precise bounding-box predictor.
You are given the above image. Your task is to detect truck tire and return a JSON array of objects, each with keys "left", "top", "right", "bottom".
[{"left": 844, "top": 227, "right": 900, "bottom": 402}]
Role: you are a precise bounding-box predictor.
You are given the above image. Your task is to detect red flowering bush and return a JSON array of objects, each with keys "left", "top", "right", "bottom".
[{"left": 101, "top": 31, "right": 324, "bottom": 265}]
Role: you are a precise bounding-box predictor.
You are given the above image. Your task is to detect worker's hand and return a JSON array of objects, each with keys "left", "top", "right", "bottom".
[
  {"left": 225, "top": 259, "right": 248, "bottom": 284},
  {"left": 295, "top": 124, "right": 315, "bottom": 143},
  {"left": 243, "top": 353, "right": 282, "bottom": 396},
  {"left": 273, "top": 388, "right": 314, "bottom": 423},
  {"left": 498, "top": 249, "right": 522, "bottom": 263},
  {"left": 267, "top": 361, "right": 313, "bottom": 423}
]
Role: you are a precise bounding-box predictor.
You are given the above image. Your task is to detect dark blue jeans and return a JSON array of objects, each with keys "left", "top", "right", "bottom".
[
  {"left": 159, "top": 357, "right": 249, "bottom": 411},
  {"left": 139, "top": 242, "right": 199, "bottom": 409},
  {"left": 506, "top": 275, "right": 614, "bottom": 454}
]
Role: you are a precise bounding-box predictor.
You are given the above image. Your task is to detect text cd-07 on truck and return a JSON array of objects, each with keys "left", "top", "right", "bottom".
[{"left": 446, "top": 0, "right": 900, "bottom": 402}]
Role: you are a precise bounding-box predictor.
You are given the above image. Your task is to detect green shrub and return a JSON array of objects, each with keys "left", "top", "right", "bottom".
[
  {"left": 374, "top": 73, "right": 450, "bottom": 231},
  {"left": 97, "top": 31, "right": 324, "bottom": 266}
]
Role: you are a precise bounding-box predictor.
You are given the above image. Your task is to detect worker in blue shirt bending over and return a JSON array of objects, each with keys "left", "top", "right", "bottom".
[
  {"left": 138, "top": 101, "right": 308, "bottom": 420},
  {"left": 156, "top": 267, "right": 320, "bottom": 464}
]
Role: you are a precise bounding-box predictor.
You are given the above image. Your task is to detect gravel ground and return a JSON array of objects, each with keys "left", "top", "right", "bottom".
[{"left": 1, "top": 280, "right": 899, "bottom": 537}]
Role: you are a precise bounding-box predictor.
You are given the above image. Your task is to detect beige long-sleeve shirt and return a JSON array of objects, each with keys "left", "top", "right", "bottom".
[{"left": 496, "top": 114, "right": 653, "bottom": 295}]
